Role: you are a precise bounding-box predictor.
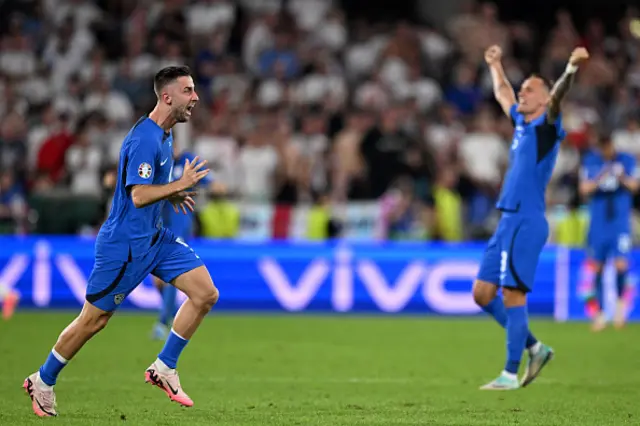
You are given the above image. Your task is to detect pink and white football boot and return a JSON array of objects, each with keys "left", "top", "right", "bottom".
[
  {"left": 145, "top": 361, "right": 194, "bottom": 407},
  {"left": 23, "top": 372, "right": 57, "bottom": 417}
]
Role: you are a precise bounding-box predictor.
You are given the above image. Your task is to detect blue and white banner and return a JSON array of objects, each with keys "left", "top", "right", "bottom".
[{"left": 0, "top": 237, "right": 636, "bottom": 320}]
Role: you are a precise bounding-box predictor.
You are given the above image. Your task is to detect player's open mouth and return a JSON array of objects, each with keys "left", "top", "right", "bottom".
[{"left": 186, "top": 105, "right": 195, "bottom": 115}]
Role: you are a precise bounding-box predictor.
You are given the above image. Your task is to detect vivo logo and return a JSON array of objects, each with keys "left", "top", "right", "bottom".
[
  {"left": 1, "top": 242, "right": 481, "bottom": 314},
  {"left": 259, "top": 247, "right": 481, "bottom": 314}
]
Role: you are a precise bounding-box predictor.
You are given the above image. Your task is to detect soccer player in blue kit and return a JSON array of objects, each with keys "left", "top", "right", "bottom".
[
  {"left": 23, "top": 66, "right": 219, "bottom": 416},
  {"left": 151, "top": 148, "right": 213, "bottom": 340},
  {"left": 580, "top": 136, "right": 639, "bottom": 331},
  {"left": 473, "top": 45, "right": 589, "bottom": 390}
]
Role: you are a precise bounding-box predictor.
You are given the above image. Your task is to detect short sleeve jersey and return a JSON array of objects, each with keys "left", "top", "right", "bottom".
[{"left": 96, "top": 117, "right": 175, "bottom": 260}]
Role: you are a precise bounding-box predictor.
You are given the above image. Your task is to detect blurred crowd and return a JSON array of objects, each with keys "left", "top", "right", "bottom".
[{"left": 0, "top": 0, "right": 640, "bottom": 241}]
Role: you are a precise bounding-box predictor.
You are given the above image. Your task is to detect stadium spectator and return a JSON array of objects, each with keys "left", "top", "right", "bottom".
[
  {"left": 36, "top": 112, "right": 73, "bottom": 185},
  {"left": 237, "top": 116, "right": 279, "bottom": 202},
  {"left": 360, "top": 107, "right": 419, "bottom": 199},
  {"left": 0, "top": 0, "right": 638, "bottom": 242},
  {"left": 613, "top": 117, "right": 640, "bottom": 159},
  {"left": 0, "top": 170, "right": 26, "bottom": 233},
  {"left": 0, "top": 113, "right": 28, "bottom": 185},
  {"left": 65, "top": 120, "right": 102, "bottom": 195}
]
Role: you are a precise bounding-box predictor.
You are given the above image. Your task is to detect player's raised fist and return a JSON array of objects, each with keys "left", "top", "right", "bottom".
[
  {"left": 484, "top": 45, "right": 502, "bottom": 65},
  {"left": 569, "top": 47, "right": 589, "bottom": 66},
  {"left": 179, "top": 156, "right": 209, "bottom": 188}
]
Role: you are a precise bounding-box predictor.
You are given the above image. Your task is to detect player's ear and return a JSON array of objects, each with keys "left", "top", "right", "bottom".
[{"left": 159, "top": 89, "right": 171, "bottom": 105}]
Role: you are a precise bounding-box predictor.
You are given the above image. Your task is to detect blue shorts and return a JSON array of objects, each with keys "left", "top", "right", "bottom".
[
  {"left": 86, "top": 228, "right": 203, "bottom": 311},
  {"left": 477, "top": 213, "right": 549, "bottom": 293},
  {"left": 587, "top": 231, "right": 631, "bottom": 263}
]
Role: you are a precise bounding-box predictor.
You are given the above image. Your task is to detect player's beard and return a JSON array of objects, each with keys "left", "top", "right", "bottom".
[{"left": 172, "top": 105, "right": 191, "bottom": 123}]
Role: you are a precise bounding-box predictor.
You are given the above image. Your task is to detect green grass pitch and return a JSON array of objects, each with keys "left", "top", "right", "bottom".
[{"left": 1, "top": 312, "right": 639, "bottom": 425}]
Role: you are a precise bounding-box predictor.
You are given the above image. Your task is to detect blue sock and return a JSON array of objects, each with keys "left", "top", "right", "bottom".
[
  {"left": 159, "top": 285, "right": 177, "bottom": 326},
  {"left": 616, "top": 270, "right": 627, "bottom": 298},
  {"left": 504, "top": 306, "right": 528, "bottom": 375},
  {"left": 39, "top": 350, "right": 68, "bottom": 386},
  {"left": 158, "top": 329, "right": 189, "bottom": 369},
  {"left": 595, "top": 272, "right": 604, "bottom": 309},
  {"left": 482, "top": 296, "right": 538, "bottom": 349}
]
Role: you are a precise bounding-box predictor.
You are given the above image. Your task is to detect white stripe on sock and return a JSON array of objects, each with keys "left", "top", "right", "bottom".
[
  {"left": 36, "top": 372, "right": 54, "bottom": 390},
  {"left": 51, "top": 349, "right": 68, "bottom": 364},
  {"left": 155, "top": 358, "right": 173, "bottom": 374},
  {"left": 170, "top": 328, "right": 188, "bottom": 341}
]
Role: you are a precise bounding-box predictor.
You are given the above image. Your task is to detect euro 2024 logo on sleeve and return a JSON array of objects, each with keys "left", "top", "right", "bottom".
[
  {"left": 258, "top": 246, "right": 482, "bottom": 314},
  {"left": 138, "top": 163, "right": 152, "bottom": 179}
]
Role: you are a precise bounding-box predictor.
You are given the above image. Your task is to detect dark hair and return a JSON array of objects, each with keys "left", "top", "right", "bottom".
[
  {"left": 153, "top": 66, "right": 192, "bottom": 97},
  {"left": 528, "top": 73, "right": 553, "bottom": 91}
]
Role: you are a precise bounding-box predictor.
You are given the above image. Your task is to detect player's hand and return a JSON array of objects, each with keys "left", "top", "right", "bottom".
[
  {"left": 569, "top": 47, "right": 589, "bottom": 66},
  {"left": 169, "top": 191, "right": 197, "bottom": 215},
  {"left": 484, "top": 45, "right": 503, "bottom": 65},
  {"left": 179, "top": 156, "right": 209, "bottom": 189}
]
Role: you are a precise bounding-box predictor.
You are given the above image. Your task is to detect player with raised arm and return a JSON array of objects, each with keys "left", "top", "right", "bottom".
[
  {"left": 473, "top": 45, "right": 589, "bottom": 390},
  {"left": 580, "top": 135, "right": 639, "bottom": 331},
  {"left": 23, "top": 66, "right": 220, "bottom": 417}
]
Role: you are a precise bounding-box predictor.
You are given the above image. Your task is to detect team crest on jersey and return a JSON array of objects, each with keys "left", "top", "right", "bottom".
[
  {"left": 138, "top": 163, "right": 152, "bottom": 179},
  {"left": 173, "top": 165, "right": 183, "bottom": 180},
  {"left": 114, "top": 293, "right": 125, "bottom": 305}
]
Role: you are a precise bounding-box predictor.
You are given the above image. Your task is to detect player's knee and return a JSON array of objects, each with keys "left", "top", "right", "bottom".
[
  {"left": 205, "top": 286, "right": 220, "bottom": 309},
  {"left": 472, "top": 280, "right": 497, "bottom": 306},
  {"left": 93, "top": 315, "right": 110, "bottom": 333},
  {"left": 76, "top": 302, "right": 113, "bottom": 334},
  {"left": 78, "top": 311, "right": 111, "bottom": 335},
  {"left": 502, "top": 287, "right": 526, "bottom": 307},
  {"left": 194, "top": 285, "right": 219, "bottom": 311}
]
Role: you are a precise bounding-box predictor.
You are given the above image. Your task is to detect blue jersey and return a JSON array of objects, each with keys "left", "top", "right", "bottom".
[
  {"left": 96, "top": 116, "right": 174, "bottom": 261},
  {"left": 496, "top": 104, "right": 567, "bottom": 215},
  {"left": 581, "top": 150, "right": 636, "bottom": 234},
  {"left": 162, "top": 151, "right": 212, "bottom": 239}
]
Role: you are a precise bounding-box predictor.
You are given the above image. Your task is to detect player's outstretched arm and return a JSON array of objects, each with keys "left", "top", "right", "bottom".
[
  {"left": 547, "top": 47, "right": 589, "bottom": 123},
  {"left": 484, "top": 45, "right": 516, "bottom": 117},
  {"left": 131, "top": 157, "right": 209, "bottom": 209}
]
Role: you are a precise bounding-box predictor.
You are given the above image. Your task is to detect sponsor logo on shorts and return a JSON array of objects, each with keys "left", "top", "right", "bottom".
[{"left": 114, "top": 293, "right": 125, "bottom": 305}]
